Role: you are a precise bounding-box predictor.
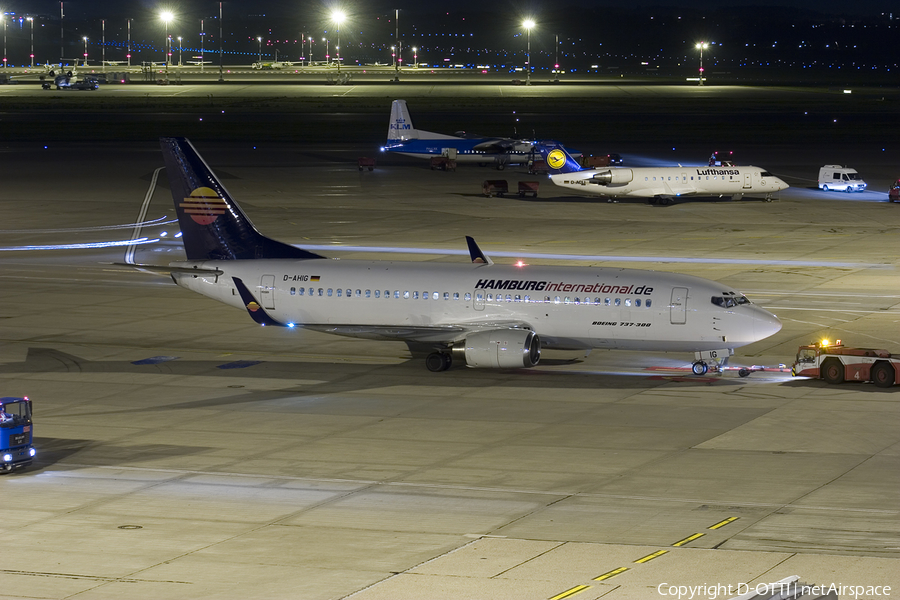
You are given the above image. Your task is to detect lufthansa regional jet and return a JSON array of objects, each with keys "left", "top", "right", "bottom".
[
  {"left": 381, "top": 99, "right": 577, "bottom": 170},
  {"left": 140, "top": 138, "right": 782, "bottom": 375},
  {"left": 538, "top": 142, "right": 788, "bottom": 205}
]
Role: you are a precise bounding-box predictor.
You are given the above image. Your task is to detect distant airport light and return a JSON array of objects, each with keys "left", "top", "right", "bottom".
[
  {"left": 523, "top": 19, "right": 535, "bottom": 85},
  {"left": 695, "top": 41, "right": 709, "bottom": 86}
]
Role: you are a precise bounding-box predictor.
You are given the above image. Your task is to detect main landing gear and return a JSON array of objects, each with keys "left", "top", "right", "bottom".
[{"left": 425, "top": 352, "right": 453, "bottom": 372}]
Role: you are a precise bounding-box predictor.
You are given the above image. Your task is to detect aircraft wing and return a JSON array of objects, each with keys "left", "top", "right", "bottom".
[
  {"left": 306, "top": 320, "right": 535, "bottom": 344},
  {"left": 471, "top": 138, "right": 528, "bottom": 153}
]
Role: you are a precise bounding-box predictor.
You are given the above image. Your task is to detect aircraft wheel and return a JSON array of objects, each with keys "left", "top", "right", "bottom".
[
  {"left": 441, "top": 352, "right": 453, "bottom": 371},
  {"left": 692, "top": 361, "right": 708, "bottom": 376},
  {"left": 738, "top": 367, "right": 751, "bottom": 378},
  {"left": 822, "top": 359, "right": 844, "bottom": 384},
  {"left": 496, "top": 163, "right": 505, "bottom": 171},
  {"left": 871, "top": 362, "right": 895, "bottom": 388},
  {"left": 426, "top": 352, "right": 449, "bottom": 372}
]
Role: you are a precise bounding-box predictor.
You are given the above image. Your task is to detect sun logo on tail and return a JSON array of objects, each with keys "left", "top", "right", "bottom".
[
  {"left": 180, "top": 187, "right": 228, "bottom": 225},
  {"left": 546, "top": 149, "right": 567, "bottom": 170}
]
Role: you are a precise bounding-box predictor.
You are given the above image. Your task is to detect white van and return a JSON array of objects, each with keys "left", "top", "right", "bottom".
[{"left": 818, "top": 165, "right": 867, "bottom": 192}]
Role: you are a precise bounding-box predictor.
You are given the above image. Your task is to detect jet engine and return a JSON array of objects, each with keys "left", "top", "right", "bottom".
[
  {"left": 591, "top": 169, "right": 633, "bottom": 185},
  {"left": 454, "top": 329, "right": 541, "bottom": 369}
]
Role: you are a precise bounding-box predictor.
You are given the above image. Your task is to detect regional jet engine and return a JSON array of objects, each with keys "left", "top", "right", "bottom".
[{"left": 592, "top": 169, "right": 633, "bottom": 185}]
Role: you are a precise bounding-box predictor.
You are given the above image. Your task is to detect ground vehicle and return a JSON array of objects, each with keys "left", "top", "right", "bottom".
[
  {"left": 889, "top": 179, "right": 900, "bottom": 202},
  {"left": 818, "top": 165, "right": 866, "bottom": 192},
  {"left": 792, "top": 340, "right": 900, "bottom": 387},
  {"left": 1, "top": 396, "right": 35, "bottom": 472}
]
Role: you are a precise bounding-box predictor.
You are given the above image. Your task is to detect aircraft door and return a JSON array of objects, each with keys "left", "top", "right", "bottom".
[
  {"left": 743, "top": 172, "right": 752, "bottom": 189},
  {"left": 670, "top": 287, "right": 687, "bottom": 325},
  {"left": 259, "top": 275, "right": 276, "bottom": 310},
  {"left": 474, "top": 289, "right": 485, "bottom": 311}
]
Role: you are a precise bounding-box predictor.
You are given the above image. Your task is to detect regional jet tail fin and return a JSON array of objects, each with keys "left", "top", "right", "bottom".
[
  {"left": 159, "top": 137, "right": 324, "bottom": 261},
  {"left": 387, "top": 99, "right": 419, "bottom": 142},
  {"left": 537, "top": 141, "right": 584, "bottom": 175}
]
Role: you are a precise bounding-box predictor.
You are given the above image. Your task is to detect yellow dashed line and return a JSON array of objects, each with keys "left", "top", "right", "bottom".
[
  {"left": 634, "top": 550, "right": 669, "bottom": 563},
  {"left": 550, "top": 584, "right": 592, "bottom": 599},
  {"left": 672, "top": 532, "right": 705, "bottom": 547},
  {"left": 593, "top": 567, "right": 629, "bottom": 581},
  {"left": 708, "top": 516, "right": 739, "bottom": 530}
]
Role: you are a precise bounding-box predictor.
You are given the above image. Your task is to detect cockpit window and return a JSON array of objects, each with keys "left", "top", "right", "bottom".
[
  {"left": 760, "top": 171, "right": 774, "bottom": 178},
  {"left": 711, "top": 292, "right": 751, "bottom": 308}
]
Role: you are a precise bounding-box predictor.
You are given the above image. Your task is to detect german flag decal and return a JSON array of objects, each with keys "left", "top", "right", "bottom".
[{"left": 180, "top": 187, "right": 228, "bottom": 225}]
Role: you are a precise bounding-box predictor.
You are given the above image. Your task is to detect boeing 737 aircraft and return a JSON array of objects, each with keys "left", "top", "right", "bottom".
[
  {"left": 538, "top": 142, "right": 789, "bottom": 205},
  {"left": 381, "top": 99, "right": 576, "bottom": 169},
  {"left": 141, "top": 138, "right": 782, "bottom": 375}
]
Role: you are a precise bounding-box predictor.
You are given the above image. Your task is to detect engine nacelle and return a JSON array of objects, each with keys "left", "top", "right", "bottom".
[
  {"left": 456, "top": 329, "right": 541, "bottom": 369},
  {"left": 591, "top": 169, "right": 633, "bottom": 185}
]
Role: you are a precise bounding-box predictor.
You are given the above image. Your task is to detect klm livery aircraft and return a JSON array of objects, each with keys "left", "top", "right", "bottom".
[
  {"left": 135, "top": 138, "right": 782, "bottom": 374},
  {"left": 538, "top": 142, "right": 788, "bottom": 205},
  {"left": 381, "top": 99, "right": 578, "bottom": 170}
]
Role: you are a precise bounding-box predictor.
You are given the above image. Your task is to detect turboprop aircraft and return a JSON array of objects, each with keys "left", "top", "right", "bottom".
[
  {"left": 132, "top": 137, "right": 782, "bottom": 375},
  {"left": 538, "top": 142, "right": 788, "bottom": 205},
  {"left": 381, "top": 99, "right": 578, "bottom": 169}
]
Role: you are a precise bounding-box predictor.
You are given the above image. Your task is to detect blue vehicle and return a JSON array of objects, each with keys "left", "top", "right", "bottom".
[{"left": 1, "top": 397, "right": 35, "bottom": 473}]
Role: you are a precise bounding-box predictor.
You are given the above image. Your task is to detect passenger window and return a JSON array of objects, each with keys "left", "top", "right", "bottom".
[
  {"left": 564, "top": 297, "right": 571, "bottom": 304},
  {"left": 318, "top": 288, "right": 323, "bottom": 296},
  {"left": 413, "top": 291, "right": 419, "bottom": 300},
  {"left": 594, "top": 297, "right": 601, "bottom": 304},
  {"left": 403, "top": 291, "right": 409, "bottom": 299},
  {"left": 544, "top": 296, "right": 551, "bottom": 303},
  {"left": 646, "top": 299, "right": 652, "bottom": 308},
  {"left": 625, "top": 298, "right": 631, "bottom": 307},
  {"left": 355, "top": 289, "right": 361, "bottom": 297},
  {"left": 475, "top": 292, "right": 483, "bottom": 301},
  {"left": 365, "top": 290, "right": 371, "bottom": 298},
  {"left": 394, "top": 290, "right": 400, "bottom": 298},
  {"left": 614, "top": 298, "right": 621, "bottom": 306},
  {"left": 327, "top": 288, "right": 333, "bottom": 297},
  {"left": 487, "top": 293, "right": 493, "bottom": 301},
  {"left": 524, "top": 295, "right": 530, "bottom": 303},
  {"left": 337, "top": 289, "right": 342, "bottom": 297},
  {"left": 505, "top": 294, "right": 511, "bottom": 302},
  {"left": 453, "top": 292, "right": 459, "bottom": 300},
  {"left": 574, "top": 297, "right": 580, "bottom": 305},
  {"left": 290, "top": 287, "right": 296, "bottom": 295},
  {"left": 423, "top": 291, "right": 428, "bottom": 300},
  {"left": 299, "top": 288, "right": 305, "bottom": 296},
  {"left": 465, "top": 292, "right": 472, "bottom": 301},
  {"left": 554, "top": 296, "right": 561, "bottom": 304},
  {"left": 635, "top": 298, "right": 641, "bottom": 307},
  {"left": 374, "top": 290, "right": 380, "bottom": 298},
  {"left": 514, "top": 295, "right": 521, "bottom": 302},
  {"left": 605, "top": 298, "right": 611, "bottom": 306},
  {"left": 443, "top": 292, "right": 449, "bottom": 300}
]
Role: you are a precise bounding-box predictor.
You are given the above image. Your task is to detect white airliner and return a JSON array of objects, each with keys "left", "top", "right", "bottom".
[
  {"left": 538, "top": 142, "right": 789, "bottom": 205},
  {"left": 142, "top": 138, "right": 782, "bottom": 374},
  {"left": 381, "top": 99, "right": 577, "bottom": 169}
]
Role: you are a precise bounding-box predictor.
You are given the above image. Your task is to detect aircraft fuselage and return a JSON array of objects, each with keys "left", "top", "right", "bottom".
[
  {"left": 172, "top": 259, "right": 781, "bottom": 352},
  {"left": 551, "top": 165, "right": 788, "bottom": 198}
]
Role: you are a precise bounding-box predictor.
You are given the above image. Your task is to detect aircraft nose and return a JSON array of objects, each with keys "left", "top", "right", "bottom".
[{"left": 753, "top": 307, "right": 782, "bottom": 341}]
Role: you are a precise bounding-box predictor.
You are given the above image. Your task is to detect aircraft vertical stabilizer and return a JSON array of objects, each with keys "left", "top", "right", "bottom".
[
  {"left": 387, "top": 99, "right": 418, "bottom": 141},
  {"left": 159, "top": 137, "right": 324, "bottom": 261},
  {"left": 537, "top": 141, "right": 584, "bottom": 175}
]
